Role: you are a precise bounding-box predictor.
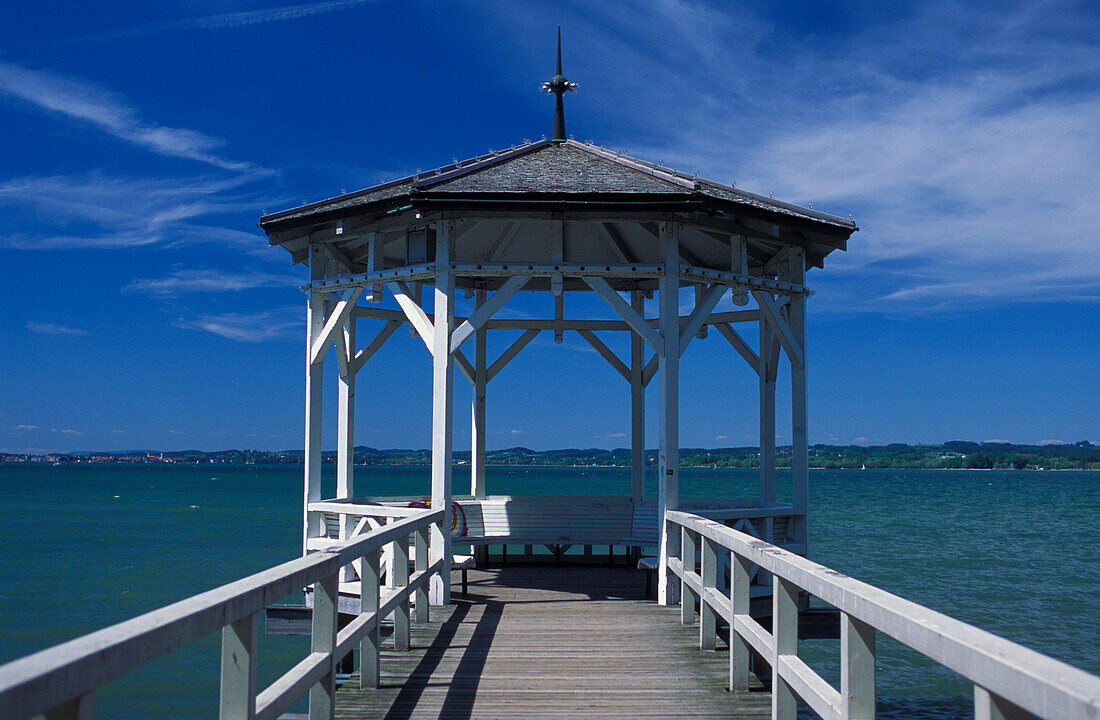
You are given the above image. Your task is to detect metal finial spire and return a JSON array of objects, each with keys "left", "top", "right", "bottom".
[{"left": 541, "top": 25, "right": 576, "bottom": 142}]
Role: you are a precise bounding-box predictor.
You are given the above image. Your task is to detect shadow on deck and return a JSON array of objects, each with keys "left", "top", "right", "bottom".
[{"left": 335, "top": 565, "right": 769, "bottom": 720}]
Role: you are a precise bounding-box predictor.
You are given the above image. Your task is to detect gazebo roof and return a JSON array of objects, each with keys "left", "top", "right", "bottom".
[{"left": 260, "top": 138, "right": 855, "bottom": 234}]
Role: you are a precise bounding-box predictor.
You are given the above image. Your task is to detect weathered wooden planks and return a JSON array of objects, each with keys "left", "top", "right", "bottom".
[{"left": 334, "top": 566, "right": 769, "bottom": 719}]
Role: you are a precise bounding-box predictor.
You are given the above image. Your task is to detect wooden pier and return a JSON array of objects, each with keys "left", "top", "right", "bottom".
[{"left": 334, "top": 565, "right": 769, "bottom": 720}]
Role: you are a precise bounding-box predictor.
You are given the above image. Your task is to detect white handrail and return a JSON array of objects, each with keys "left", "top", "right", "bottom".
[
  {"left": 665, "top": 509, "right": 1100, "bottom": 720},
  {"left": 0, "top": 507, "right": 444, "bottom": 720}
]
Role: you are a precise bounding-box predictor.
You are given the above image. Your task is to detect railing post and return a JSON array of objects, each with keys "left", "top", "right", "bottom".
[
  {"left": 45, "top": 693, "right": 94, "bottom": 720},
  {"left": 700, "top": 537, "right": 718, "bottom": 651},
  {"left": 219, "top": 612, "right": 258, "bottom": 720},
  {"left": 359, "top": 549, "right": 380, "bottom": 690},
  {"left": 772, "top": 576, "right": 799, "bottom": 720},
  {"left": 308, "top": 572, "right": 338, "bottom": 720},
  {"left": 681, "top": 526, "right": 697, "bottom": 625},
  {"left": 975, "top": 686, "right": 1029, "bottom": 720},
  {"left": 393, "top": 535, "right": 410, "bottom": 651},
  {"left": 730, "top": 552, "right": 752, "bottom": 692},
  {"left": 414, "top": 525, "right": 430, "bottom": 623},
  {"left": 841, "top": 613, "right": 875, "bottom": 719}
]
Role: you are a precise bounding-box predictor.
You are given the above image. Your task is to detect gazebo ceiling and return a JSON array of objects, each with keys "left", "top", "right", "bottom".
[{"left": 259, "top": 138, "right": 857, "bottom": 276}]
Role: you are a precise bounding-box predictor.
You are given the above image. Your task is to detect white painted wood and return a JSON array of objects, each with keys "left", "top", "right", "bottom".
[
  {"left": 976, "top": 686, "right": 1030, "bottom": 720},
  {"left": 700, "top": 536, "right": 719, "bottom": 651},
  {"left": 583, "top": 275, "right": 664, "bottom": 353},
  {"left": 453, "top": 347, "right": 475, "bottom": 386},
  {"left": 678, "top": 284, "right": 725, "bottom": 356},
  {"left": 788, "top": 248, "right": 809, "bottom": 548},
  {"left": 471, "top": 290, "right": 487, "bottom": 499},
  {"left": 392, "top": 535, "right": 410, "bottom": 651},
  {"left": 842, "top": 613, "right": 875, "bottom": 720},
  {"left": 486, "top": 329, "right": 540, "bottom": 382},
  {"left": 359, "top": 549, "right": 380, "bottom": 690},
  {"left": 667, "top": 509, "right": 1100, "bottom": 720},
  {"left": 389, "top": 281, "right": 434, "bottom": 351},
  {"left": 715, "top": 322, "right": 760, "bottom": 371},
  {"left": 308, "top": 573, "right": 338, "bottom": 720},
  {"left": 577, "top": 330, "right": 630, "bottom": 381},
  {"left": 219, "top": 613, "right": 258, "bottom": 720},
  {"left": 337, "top": 319, "right": 355, "bottom": 502},
  {"left": 366, "top": 232, "right": 383, "bottom": 302},
  {"left": 304, "top": 246, "right": 326, "bottom": 556},
  {"left": 657, "top": 221, "right": 680, "bottom": 605},
  {"left": 773, "top": 575, "right": 799, "bottom": 720},
  {"left": 430, "top": 221, "right": 455, "bottom": 606},
  {"left": 753, "top": 289, "right": 805, "bottom": 369},
  {"left": 450, "top": 275, "right": 528, "bottom": 352},
  {"left": 730, "top": 552, "right": 752, "bottom": 692},
  {"left": 414, "top": 526, "right": 430, "bottom": 623},
  {"left": 630, "top": 291, "right": 645, "bottom": 504},
  {"left": 681, "top": 527, "right": 697, "bottom": 625},
  {"left": 731, "top": 234, "right": 749, "bottom": 306},
  {"left": 44, "top": 693, "right": 93, "bottom": 720},
  {"left": 310, "top": 287, "right": 364, "bottom": 366},
  {"left": 642, "top": 353, "right": 659, "bottom": 387},
  {"left": 759, "top": 317, "right": 777, "bottom": 509}
]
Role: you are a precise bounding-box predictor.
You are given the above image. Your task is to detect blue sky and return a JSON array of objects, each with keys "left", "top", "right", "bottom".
[{"left": 1, "top": 0, "right": 1096, "bottom": 453}]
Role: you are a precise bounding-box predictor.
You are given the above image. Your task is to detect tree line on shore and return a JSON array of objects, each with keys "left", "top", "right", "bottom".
[{"left": 8, "top": 440, "right": 1097, "bottom": 470}]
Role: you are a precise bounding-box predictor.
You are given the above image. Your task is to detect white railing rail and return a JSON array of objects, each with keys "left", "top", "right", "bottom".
[
  {"left": 0, "top": 507, "right": 444, "bottom": 720},
  {"left": 665, "top": 509, "right": 1100, "bottom": 720}
]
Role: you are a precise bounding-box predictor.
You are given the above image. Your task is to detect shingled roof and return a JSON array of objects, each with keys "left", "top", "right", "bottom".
[{"left": 258, "top": 139, "right": 856, "bottom": 235}]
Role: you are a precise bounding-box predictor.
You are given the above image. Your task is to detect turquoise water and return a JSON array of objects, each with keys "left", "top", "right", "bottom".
[{"left": 0, "top": 464, "right": 1096, "bottom": 718}]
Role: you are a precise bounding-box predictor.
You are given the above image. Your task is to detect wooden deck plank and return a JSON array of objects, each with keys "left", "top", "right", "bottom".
[{"left": 334, "top": 566, "right": 769, "bottom": 719}]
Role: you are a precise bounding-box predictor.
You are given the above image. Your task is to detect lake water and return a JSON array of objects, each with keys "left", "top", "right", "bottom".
[{"left": 0, "top": 464, "right": 1096, "bottom": 718}]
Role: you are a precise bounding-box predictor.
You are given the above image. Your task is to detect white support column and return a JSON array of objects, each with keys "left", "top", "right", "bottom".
[
  {"left": 337, "top": 318, "right": 355, "bottom": 501},
  {"left": 759, "top": 312, "right": 777, "bottom": 512},
  {"left": 788, "top": 248, "right": 808, "bottom": 549},
  {"left": 430, "top": 221, "right": 455, "bottom": 606},
  {"left": 630, "top": 290, "right": 645, "bottom": 504},
  {"left": 303, "top": 245, "right": 326, "bottom": 556},
  {"left": 657, "top": 221, "right": 680, "bottom": 605},
  {"left": 471, "top": 289, "right": 487, "bottom": 499}
]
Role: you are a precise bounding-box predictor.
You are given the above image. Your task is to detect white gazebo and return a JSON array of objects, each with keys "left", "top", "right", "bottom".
[{"left": 259, "top": 51, "right": 856, "bottom": 607}]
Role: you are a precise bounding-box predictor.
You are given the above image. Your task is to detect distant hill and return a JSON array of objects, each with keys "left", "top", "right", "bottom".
[{"left": 5, "top": 441, "right": 1097, "bottom": 470}]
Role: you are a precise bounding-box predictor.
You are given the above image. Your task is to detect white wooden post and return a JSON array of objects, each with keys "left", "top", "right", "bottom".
[
  {"left": 700, "top": 537, "right": 718, "bottom": 651},
  {"left": 731, "top": 234, "right": 749, "bottom": 306},
  {"left": 471, "top": 289, "right": 487, "bottom": 499},
  {"left": 393, "top": 535, "right": 410, "bottom": 651},
  {"left": 730, "top": 553, "right": 752, "bottom": 692},
  {"left": 975, "top": 686, "right": 1030, "bottom": 720},
  {"left": 788, "top": 248, "right": 808, "bottom": 549},
  {"left": 842, "top": 613, "right": 876, "bottom": 719},
  {"left": 337, "top": 318, "right": 355, "bottom": 501},
  {"left": 681, "top": 527, "right": 696, "bottom": 624},
  {"left": 657, "top": 221, "right": 680, "bottom": 605},
  {"left": 772, "top": 576, "right": 799, "bottom": 720},
  {"left": 759, "top": 315, "right": 777, "bottom": 511},
  {"left": 219, "top": 613, "right": 258, "bottom": 720},
  {"left": 430, "top": 221, "right": 455, "bottom": 606},
  {"left": 630, "top": 290, "right": 645, "bottom": 504},
  {"left": 359, "top": 549, "right": 380, "bottom": 690},
  {"left": 303, "top": 245, "right": 326, "bottom": 555},
  {"left": 414, "top": 525, "right": 430, "bottom": 623},
  {"left": 308, "top": 573, "right": 338, "bottom": 720}
]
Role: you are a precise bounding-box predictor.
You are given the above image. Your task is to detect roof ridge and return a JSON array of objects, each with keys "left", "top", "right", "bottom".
[
  {"left": 563, "top": 139, "right": 697, "bottom": 190},
  {"left": 412, "top": 140, "right": 552, "bottom": 190}
]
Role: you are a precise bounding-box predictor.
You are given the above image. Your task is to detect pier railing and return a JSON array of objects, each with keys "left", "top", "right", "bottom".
[
  {"left": 0, "top": 506, "right": 444, "bottom": 720},
  {"left": 665, "top": 509, "right": 1100, "bottom": 720}
]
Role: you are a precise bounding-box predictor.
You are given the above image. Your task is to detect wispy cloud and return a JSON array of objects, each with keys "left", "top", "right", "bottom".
[
  {"left": 0, "top": 173, "right": 268, "bottom": 251},
  {"left": 73, "top": 0, "right": 381, "bottom": 44},
  {"left": 27, "top": 321, "right": 87, "bottom": 336},
  {"left": 124, "top": 269, "right": 300, "bottom": 296},
  {"left": 12, "top": 424, "right": 40, "bottom": 431},
  {"left": 491, "top": 0, "right": 1100, "bottom": 310},
  {"left": 0, "top": 62, "right": 265, "bottom": 173},
  {"left": 178, "top": 307, "right": 300, "bottom": 342}
]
